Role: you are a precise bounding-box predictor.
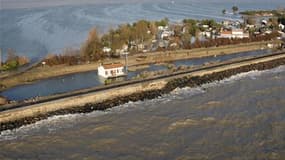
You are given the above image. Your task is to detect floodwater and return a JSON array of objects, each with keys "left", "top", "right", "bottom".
[
  {"left": 0, "top": 49, "right": 271, "bottom": 101},
  {"left": 1, "top": 65, "right": 284, "bottom": 160}
]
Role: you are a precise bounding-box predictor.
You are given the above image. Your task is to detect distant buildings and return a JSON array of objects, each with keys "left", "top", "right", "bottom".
[
  {"left": 218, "top": 29, "right": 249, "bottom": 39},
  {"left": 103, "top": 47, "right": 111, "bottom": 53},
  {"left": 158, "top": 26, "right": 174, "bottom": 39}
]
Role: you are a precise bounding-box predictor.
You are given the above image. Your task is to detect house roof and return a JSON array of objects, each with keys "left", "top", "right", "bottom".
[
  {"left": 102, "top": 63, "right": 124, "bottom": 69},
  {"left": 221, "top": 31, "right": 232, "bottom": 35}
]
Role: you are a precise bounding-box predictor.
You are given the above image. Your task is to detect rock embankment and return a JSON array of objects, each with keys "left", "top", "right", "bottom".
[{"left": 1, "top": 57, "right": 285, "bottom": 131}]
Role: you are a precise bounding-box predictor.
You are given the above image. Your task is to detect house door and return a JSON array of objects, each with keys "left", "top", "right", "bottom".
[{"left": 111, "top": 70, "right": 116, "bottom": 76}]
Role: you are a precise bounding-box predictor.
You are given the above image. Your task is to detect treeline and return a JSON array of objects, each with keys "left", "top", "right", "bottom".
[
  {"left": 42, "top": 18, "right": 281, "bottom": 67},
  {"left": 184, "top": 31, "right": 280, "bottom": 49},
  {"left": 41, "top": 48, "right": 82, "bottom": 66},
  {"left": 241, "top": 9, "right": 285, "bottom": 25},
  {"left": 240, "top": 9, "right": 285, "bottom": 16},
  {"left": 44, "top": 18, "right": 170, "bottom": 66}
]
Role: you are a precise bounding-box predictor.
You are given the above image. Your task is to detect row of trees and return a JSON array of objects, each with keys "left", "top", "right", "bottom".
[
  {"left": 43, "top": 19, "right": 169, "bottom": 66},
  {"left": 80, "top": 19, "right": 169, "bottom": 60},
  {"left": 42, "top": 16, "right": 281, "bottom": 66},
  {"left": 183, "top": 31, "right": 280, "bottom": 49}
]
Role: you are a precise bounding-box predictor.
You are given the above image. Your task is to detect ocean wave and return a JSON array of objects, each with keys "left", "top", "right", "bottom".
[
  {"left": 0, "top": 112, "right": 104, "bottom": 141},
  {"left": 1, "top": 65, "right": 284, "bottom": 141}
]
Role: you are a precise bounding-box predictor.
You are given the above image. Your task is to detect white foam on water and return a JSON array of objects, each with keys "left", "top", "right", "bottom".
[
  {"left": 201, "top": 65, "right": 285, "bottom": 89},
  {"left": 0, "top": 111, "right": 105, "bottom": 141},
  {"left": 1, "top": 65, "right": 284, "bottom": 141}
]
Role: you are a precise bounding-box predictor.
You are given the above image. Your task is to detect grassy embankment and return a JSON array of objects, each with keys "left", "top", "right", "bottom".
[{"left": 0, "top": 41, "right": 271, "bottom": 91}]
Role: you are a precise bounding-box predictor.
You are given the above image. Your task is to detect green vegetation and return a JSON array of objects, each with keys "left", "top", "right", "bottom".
[
  {"left": 39, "top": 9, "right": 284, "bottom": 67},
  {"left": 104, "top": 79, "right": 113, "bottom": 85},
  {"left": 154, "top": 18, "right": 169, "bottom": 27},
  {"left": 240, "top": 9, "right": 285, "bottom": 24},
  {"left": 1, "top": 49, "right": 30, "bottom": 71},
  {"left": 240, "top": 10, "right": 285, "bottom": 16},
  {"left": 241, "top": 9, "right": 285, "bottom": 29},
  {"left": 81, "top": 28, "right": 103, "bottom": 61},
  {"left": 183, "top": 18, "right": 199, "bottom": 36}
]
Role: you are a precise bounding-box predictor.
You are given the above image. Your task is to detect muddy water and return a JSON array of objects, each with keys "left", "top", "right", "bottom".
[{"left": 0, "top": 66, "right": 285, "bottom": 160}]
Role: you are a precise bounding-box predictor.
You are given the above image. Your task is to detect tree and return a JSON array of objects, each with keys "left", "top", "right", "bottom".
[
  {"left": 222, "top": 9, "right": 226, "bottom": 15},
  {"left": 6, "top": 48, "right": 17, "bottom": 63},
  {"left": 155, "top": 18, "right": 169, "bottom": 27},
  {"left": 133, "top": 20, "right": 151, "bottom": 43},
  {"left": 183, "top": 19, "right": 199, "bottom": 37},
  {"left": 246, "top": 17, "right": 256, "bottom": 25},
  {"left": 232, "top": 6, "right": 239, "bottom": 14},
  {"left": 81, "top": 28, "right": 103, "bottom": 61}
]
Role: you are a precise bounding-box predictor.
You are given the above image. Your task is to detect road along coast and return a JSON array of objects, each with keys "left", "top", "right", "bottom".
[
  {"left": 1, "top": 51, "right": 285, "bottom": 131},
  {"left": 0, "top": 41, "right": 272, "bottom": 92}
]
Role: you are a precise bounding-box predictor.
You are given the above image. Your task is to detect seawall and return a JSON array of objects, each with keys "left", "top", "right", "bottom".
[{"left": 1, "top": 52, "right": 285, "bottom": 131}]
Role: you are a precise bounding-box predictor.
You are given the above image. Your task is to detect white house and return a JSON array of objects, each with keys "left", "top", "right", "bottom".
[
  {"left": 160, "top": 30, "right": 174, "bottom": 39},
  {"left": 98, "top": 63, "right": 125, "bottom": 78},
  {"left": 103, "top": 47, "right": 111, "bottom": 53},
  {"left": 115, "top": 44, "right": 128, "bottom": 54},
  {"left": 279, "top": 23, "right": 285, "bottom": 30}
]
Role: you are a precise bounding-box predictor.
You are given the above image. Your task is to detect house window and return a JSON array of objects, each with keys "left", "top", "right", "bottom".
[
  {"left": 105, "top": 71, "right": 108, "bottom": 75},
  {"left": 117, "top": 69, "right": 119, "bottom": 73}
]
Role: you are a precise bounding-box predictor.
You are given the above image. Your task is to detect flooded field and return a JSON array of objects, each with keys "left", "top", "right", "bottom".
[{"left": 1, "top": 65, "right": 285, "bottom": 159}]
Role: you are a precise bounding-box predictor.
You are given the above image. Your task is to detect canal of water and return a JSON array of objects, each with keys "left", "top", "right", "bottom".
[{"left": 0, "top": 49, "right": 272, "bottom": 101}]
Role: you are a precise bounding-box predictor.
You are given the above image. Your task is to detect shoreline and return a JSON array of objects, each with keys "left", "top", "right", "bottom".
[
  {"left": 0, "top": 41, "right": 272, "bottom": 92},
  {"left": 0, "top": 53, "right": 285, "bottom": 131}
]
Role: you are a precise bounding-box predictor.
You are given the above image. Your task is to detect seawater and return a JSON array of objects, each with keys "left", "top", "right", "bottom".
[{"left": 0, "top": 65, "right": 285, "bottom": 159}]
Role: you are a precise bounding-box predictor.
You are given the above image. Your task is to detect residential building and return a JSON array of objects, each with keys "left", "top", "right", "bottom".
[
  {"left": 98, "top": 63, "right": 125, "bottom": 78},
  {"left": 218, "top": 29, "right": 249, "bottom": 39}
]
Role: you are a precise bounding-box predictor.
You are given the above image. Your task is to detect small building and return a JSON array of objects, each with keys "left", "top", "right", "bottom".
[
  {"left": 98, "top": 63, "right": 125, "bottom": 78},
  {"left": 279, "top": 23, "right": 285, "bottom": 31},
  {"left": 218, "top": 29, "right": 249, "bottom": 39},
  {"left": 160, "top": 30, "right": 174, "bottom": 39},
  {"left": 219, "top": 30, "right": 232, "bottom": 38},
  {"left": 103, "top": 47, "right": 111, "bottom": 53}
]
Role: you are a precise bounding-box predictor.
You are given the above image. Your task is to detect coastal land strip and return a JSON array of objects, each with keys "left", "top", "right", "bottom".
[
  {"left": 0, "top": 51, "right": 285, "bottom": 131},
  {"left": 0, "top": 41, "right": 273, "bottom": 92}
]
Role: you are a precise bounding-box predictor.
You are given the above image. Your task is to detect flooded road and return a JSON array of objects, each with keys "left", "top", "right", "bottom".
[{"left": 1, "top": 65, "right": 284, "bottom": 159}]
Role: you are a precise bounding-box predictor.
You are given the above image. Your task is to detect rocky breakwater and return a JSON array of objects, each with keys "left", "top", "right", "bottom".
[{"left": 1, "top": 57, "right": 285, "bottom": 131}]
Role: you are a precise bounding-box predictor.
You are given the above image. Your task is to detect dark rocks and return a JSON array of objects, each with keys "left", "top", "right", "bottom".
[{"left": 1, "top": 57, "right": 285, "bottom": 132}]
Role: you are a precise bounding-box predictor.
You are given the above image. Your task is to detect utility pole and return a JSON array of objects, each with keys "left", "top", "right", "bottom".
[
  {"left": 124, "top": 52, "right": 128, "bottom": 75},
  {"left": 0, "top": 48, "right": 2, "bottom": 67}
]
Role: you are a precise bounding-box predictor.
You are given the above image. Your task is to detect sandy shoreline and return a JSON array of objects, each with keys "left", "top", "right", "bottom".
[{"left": 0, "top": 41, "right": 271, "bottom": 91}]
